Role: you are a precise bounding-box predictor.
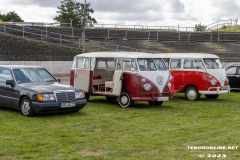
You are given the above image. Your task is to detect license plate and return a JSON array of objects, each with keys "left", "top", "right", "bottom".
[
  {"left": 157, "top": 97, "right": 169, "bottom": 101},
  {"left": 60, "top": 102, "right": 76, "bottom": 108}
]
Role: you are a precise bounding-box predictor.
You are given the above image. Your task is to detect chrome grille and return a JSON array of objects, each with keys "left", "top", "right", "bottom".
[{"left": 55, "top": 92, "right": 75, "bottom": 102}]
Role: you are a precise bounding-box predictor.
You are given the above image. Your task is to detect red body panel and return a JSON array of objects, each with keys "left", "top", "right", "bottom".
[{"left": 70, "top": 69, "right": 74, "bottom": 86}]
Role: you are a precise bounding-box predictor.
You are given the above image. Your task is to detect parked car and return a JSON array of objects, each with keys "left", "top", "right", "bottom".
[
  {"left": 226, "top": 64, "right": 240, "bottom": 90},
  {"left": 161, "top": 53, "right": 230, "bottom": 101},
  {"left": 70, "top": 52, "right": 171, "bottom": 108},
  {"left": 0, "top": 65, "right": 87, "bottom": 117}
]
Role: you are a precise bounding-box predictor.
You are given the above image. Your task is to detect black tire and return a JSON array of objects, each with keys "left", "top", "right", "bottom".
[
  {"left": 118, "top": 92, "right": 133, "bottom": 108},
  {"left": 148, "top": 101, "right": 163, "bottom": 106},
  {"left": 85, "top": 93, "right": 90, "bottom": 101},
  {"left": 106, "top": 96, "right": 117, "bottom": 101},
  {"left": 185, "top": 86, "right": 200, "bottom": 101},
  {"left": 205, "top": 94, "right": 219, "bottom": 99},
  {"left": 20, "top": 97, "right": 35, "bottom": 117}
]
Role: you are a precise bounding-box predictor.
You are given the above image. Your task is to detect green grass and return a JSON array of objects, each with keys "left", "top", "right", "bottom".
[
  {"left": 213, "top": 25, "right": 240, "bottom": 32},
  {"left": 1, "top": 93, "right": 240, "bottom": 160}
]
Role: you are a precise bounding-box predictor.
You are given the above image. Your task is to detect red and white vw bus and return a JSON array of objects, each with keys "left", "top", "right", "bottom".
[
  {"left": 161, "top": 53, "right": 230, "bottom": 101},
  {"left": 70, "top": 52, "right": 171, "bottom": 107}
]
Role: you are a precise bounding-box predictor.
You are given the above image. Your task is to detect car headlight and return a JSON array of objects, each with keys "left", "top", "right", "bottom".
[
  {"left": 210, "top": 79, "right": 217, "bottom": 86},
  {"left": 143, "top": 83, "right": 152, "bottom": 91},
  {"left": 75, "top": 91, "right": 84, "bottom": 99},
  {"left": 37, "top": 93, "right": 55, "bottom": 101}
]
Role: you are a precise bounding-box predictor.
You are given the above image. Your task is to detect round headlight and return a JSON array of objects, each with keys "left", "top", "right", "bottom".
[
  {"left": 143, "top": 83, "right": 152, "bottom": 91},
  {"left": 210, "top": 79, "right": 217, "bottom": 86}
]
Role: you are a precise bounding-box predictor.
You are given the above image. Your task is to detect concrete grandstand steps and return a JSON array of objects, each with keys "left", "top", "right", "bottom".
[{"left": 0, "top": 32, "right": 81, "bottom": 61}]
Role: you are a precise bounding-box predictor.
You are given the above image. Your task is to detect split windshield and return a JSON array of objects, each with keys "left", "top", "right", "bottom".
[
  {"left": 203, "top": 58, "right": 224, "bottom": 69},
  {"left": 13, "top": 68, "right": 57, "bottom": 84},
  {"left": 137, "top": 58, "right": 167, "bottom": 71}
]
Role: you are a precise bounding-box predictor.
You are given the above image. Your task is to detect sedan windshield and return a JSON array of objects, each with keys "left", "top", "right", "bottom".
[
  {"left": 137, "top": 58, "right": 167, "bottom": 71},
  {"left": 13, "top": 68, "right": 57, "bottom": 84}
]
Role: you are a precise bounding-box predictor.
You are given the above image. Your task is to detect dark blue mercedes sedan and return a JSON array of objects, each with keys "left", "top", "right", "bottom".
[{"left": 0, "top": 65, "right": 87, "bottom": 117}]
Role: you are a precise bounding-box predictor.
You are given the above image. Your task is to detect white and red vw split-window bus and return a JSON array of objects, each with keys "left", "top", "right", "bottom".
[
  {"left": 70, "top": 52, "right": 171, "bottom": 107},
  {"left": 161, "top": 53, "right": 230, "bottom": 101}
]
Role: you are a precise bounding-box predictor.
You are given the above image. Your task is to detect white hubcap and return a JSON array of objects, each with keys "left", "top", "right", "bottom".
[
  {"left": 121, "top": 95, "right": 128, "bottom": 105},
  {"left": 21, "top": 100, "right": 30, "bottom": 115},
  {"left": 187, "top": 90, "right": 197, "bottom": 100}
]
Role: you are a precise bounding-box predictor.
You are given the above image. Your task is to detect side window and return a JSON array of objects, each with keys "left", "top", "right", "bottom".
[
  {"left": 123, "top": 59, "right": 132, "bottom": 71},
  {"left": 96, "top": 58, "right": 106, "bottom": 69},
  {"left": 226, "top": 67, "right": 237, "bottom": 75},
  {"left": 184, "top": 59, "right": 204, "bottom": 69},
  {"left": 106, "top": 58, "right": 115, "bottom": 69},
  {"left": 0, "top": 68, "right": 13, "bottom": 84},
  {"left": 77, "top": 58, "right": 89, "bottom": 69},
  {"left": 237, "top": 67, "right": 240, "bottom": 75},
  {"left": 170, "top": 59, "right": 181, "bottom": 69}
]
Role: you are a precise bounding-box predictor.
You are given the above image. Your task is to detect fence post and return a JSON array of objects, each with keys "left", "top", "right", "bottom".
[
  {"left": 210, "top": 33, "right": 212, "bottom": 42},
  {"left": 148, "top": 31, "right": 150, "bottom": 41},
  {"left": 4, "top": 24, "right": 6, "bottom": 33},
  {"left": 178, "top": 32, "right": 181, "bottom": 41},
  {"left": 23, "top": 26, "right": 25, "bottom": 38},
  {"left": 117, "top": 45, "right": 119, "bottom": 51},
  {"left": 41, "top": 31, "right": 43, "bottom": 41},
  {"left": 60, "top": 34, "right": 62, "bottom": 46},
  {"left": 79, "top": 38, "right": 81, "bottom": 49},
  {"left": 188, "top": 32, "right": 191, "bottom": 42},
  {"left": 46, "top": 26, "right": 48, "bottom": 37},
  {"left": 157, "top": 31, "right": 158, "bottom": 41},
  {"left": 124, "top": 30, "right": 128, "bottom": 40}
]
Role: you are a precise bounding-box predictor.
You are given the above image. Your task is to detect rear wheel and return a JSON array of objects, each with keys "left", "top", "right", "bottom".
[
  {"left": 205, "top": 94, "right": 219, "bottom": 99},
  {"left": 148, "top": 101, "right": 163, "bottom": 106},
  {"left": 20, "top": 97, "right": 35, "bottom": 117},
  {"left": 185, "top": 86, "right": 200, "bottom": 101},
  {"left": 118, "top": 92, "right": 133, "bottom": 108}
]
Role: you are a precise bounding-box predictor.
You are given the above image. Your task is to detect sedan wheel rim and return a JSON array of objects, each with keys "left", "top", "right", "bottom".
[{"left": 21, "top": 100, "right": 30, "bottom": 115}]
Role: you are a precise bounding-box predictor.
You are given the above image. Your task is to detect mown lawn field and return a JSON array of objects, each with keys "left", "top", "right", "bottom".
[{"left": 0, "top": 93, "right": 240, "bottom": 160}]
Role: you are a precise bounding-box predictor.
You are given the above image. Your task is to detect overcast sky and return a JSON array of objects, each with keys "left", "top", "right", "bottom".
[{"left": 0, "top": 0, "right": 239, "bottom": 27}]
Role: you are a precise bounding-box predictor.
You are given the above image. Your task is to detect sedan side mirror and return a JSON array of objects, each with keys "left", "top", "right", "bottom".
[
  {"left": 6, "top": 80, "right": 15, "bottom": 87},
  {"left": 57, "top": 79, "right": 61, "bottom": 83}
]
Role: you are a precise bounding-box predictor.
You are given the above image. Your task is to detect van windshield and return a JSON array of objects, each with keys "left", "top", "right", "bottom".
[
  {"left": 203, "top": 58, "right": 224, "bottom": 69},
  {"left": 137, "top": 58, "right": 167, "bottom": 71}
]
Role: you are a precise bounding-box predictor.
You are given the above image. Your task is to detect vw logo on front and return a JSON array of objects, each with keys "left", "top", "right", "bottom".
[{"left": 156, "top": 76, "right": 163, "bottom": 85}]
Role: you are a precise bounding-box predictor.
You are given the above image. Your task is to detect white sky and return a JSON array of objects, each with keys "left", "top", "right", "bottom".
[{"left": 0, "top": 0, "right": 239, "bottom": 27}]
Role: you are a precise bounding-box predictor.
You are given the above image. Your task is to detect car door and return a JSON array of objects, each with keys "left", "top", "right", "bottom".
[
  {"left": 169, "top": 59, "right": 183, "bottom": 90},
  {"left": 74, "top": 57, "right": 91, "bottom": 91},
  {"left": 226, "top": 66, "right": 238, "bottom": 89},
  {"left": 0, "top": 68, "right": 16, "bottom": 108}
]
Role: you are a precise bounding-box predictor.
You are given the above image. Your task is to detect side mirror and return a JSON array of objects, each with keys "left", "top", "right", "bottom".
[
  {"left": 57, "top": 79, "right": 61, "bottom": 83},
  {"left": 6, "top": 80, "right": 15, "bottom": 87}
]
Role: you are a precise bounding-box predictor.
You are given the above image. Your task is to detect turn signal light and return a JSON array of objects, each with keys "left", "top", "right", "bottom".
[{"left": 37, "top": 94, "right": 43, "bottom": 101}]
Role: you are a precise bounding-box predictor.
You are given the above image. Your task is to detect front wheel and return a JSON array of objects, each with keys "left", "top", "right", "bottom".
[
  {"left": 185, "top": 86, "right": 200, "bottom": 101},
  {"left": 20, "top": 97, "right": 35, "bottom": 117},
  {"left": 118, "top": 92, "right": 133, "bottom": 108},
  {"left": 205, "top": 94, "right": 219, "bottom": 99},
  {"left": 148, "top": 101, "right": 163, "bottom": 106}
]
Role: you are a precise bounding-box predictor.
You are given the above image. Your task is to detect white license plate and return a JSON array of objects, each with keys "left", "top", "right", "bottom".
[
  {"left": 157, "top": 97, "right": 169, "bottom": 101},
  {"left": 60, "top": 102, "right": 76, "bottom": 108}
]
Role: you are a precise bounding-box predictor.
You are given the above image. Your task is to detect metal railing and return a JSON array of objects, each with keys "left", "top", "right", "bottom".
[
  {"left": 206, "top": 19, "right": 238, "bottom": 30},
  {"left": 0, "top": 24, "right": 153, "bottom": 53}
]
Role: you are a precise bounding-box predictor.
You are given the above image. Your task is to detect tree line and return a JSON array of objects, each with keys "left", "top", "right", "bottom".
[{"left": 0, "top": 0, "right": 97, "bottom": 28}]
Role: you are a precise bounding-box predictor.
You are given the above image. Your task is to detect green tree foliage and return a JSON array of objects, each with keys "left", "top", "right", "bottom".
[
  {"left": 194, "top": 23, "right": 207, "bottom": 32},
  {"left": 54, "top": 0, "right": 97, "bottom": 28},
  {"left": 0, "top": 11, "right": 24, "bottom": 22}
]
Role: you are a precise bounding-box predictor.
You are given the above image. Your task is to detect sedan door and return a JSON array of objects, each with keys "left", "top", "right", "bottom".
[
  {"left": 226, "top": 66, "right": 239, "bottom": 89},
  {"left": 0, "top": 68, "right": 17, "bottom": 109}
]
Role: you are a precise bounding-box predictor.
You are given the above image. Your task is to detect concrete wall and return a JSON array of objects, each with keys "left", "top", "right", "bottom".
[{"left": 0, "top": 61, "right": 72, "bottom": 75}]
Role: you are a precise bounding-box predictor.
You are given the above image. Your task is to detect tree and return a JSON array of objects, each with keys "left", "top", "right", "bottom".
[
  {"left": 54, "top": 0, "right": 97, "bottom": 28},
  {"left": 0, "top": 11, "right": 24, "bottom": 22},
  {"left": 194, "top": 23, "right": 207, "bottom": 32}
]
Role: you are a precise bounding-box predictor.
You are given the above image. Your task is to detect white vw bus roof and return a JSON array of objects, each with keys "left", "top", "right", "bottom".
[
  {"left": 75, "top": 52, "right": 162, "bottom": 59},
  {"left": 158, "top": 53, "right": 219, "bottom": 59}
]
